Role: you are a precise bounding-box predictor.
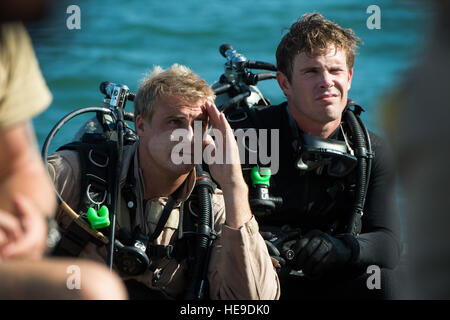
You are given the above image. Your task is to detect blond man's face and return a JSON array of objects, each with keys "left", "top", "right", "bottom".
[{"left": 136, "top": 95, "right": 208, "bottom": 176}]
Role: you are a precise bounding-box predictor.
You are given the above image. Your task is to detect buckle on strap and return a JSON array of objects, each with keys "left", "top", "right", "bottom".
[
  {"left": 85, "top": 173, "right": 108, "bottom": 206},
  {"left": 88, "top": 149, "right": 110, "bottom": 167},
  {"left": 147, "top": 244, "right": 175, "bottom": 259}
]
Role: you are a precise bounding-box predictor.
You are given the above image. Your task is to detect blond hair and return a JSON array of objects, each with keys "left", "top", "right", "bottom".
[
  {"left": 276, "top": 13, "right": 362, "bottom": 81},
  {"left": 134, "top": 64, "right": 215, "bottom": 121}
]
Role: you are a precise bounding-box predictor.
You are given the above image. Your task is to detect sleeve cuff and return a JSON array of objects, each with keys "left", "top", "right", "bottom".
[{"left": 337, "top": 233, "right": 361, "bottom": 264}]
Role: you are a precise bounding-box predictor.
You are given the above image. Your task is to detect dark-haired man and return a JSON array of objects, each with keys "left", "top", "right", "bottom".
[{"left": 233, "top": 13, "right": 401, "bottom": 299}]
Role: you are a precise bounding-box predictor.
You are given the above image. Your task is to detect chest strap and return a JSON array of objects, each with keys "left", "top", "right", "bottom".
[
  {"left": 53, "top": 217, "right": 106, "bottom": 256},
  {"left": 146, "top": 239, "right": 188, "bottom": 262},
  {"left": 122, "top": 155, "right": 138, "bottom": 227}
]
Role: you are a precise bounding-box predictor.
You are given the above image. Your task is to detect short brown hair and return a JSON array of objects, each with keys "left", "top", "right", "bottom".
[
  {"left": 276, "top": 13, "right": 362, "bottom": 81},
  {"left": 134, "top": 64, "right": 215, "bottom": 122}
]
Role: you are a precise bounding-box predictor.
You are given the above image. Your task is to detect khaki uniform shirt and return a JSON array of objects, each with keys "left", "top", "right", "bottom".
[
  {"left": 0, "top": 22, "right": 52, "bottom": 128},
  {"left": 48, "top": 142, "right": 280, "bottom": 299}
]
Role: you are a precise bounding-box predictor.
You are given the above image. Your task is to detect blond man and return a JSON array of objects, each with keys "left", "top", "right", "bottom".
[{"left": 48, "top": 64, "right": 280, "bottom": 300}]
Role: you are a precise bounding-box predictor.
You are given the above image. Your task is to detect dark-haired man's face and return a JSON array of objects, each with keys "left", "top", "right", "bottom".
[{"left": 277, "top": 45, "right": 353, "bottom": 136}]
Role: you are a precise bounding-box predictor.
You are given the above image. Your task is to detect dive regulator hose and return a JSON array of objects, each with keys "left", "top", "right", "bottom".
[
  {"left": 343, "top": 108, "right": 373, "bottom": 236},
  {"left": 184, "top": 165, "right": 216, "bottom": 300},
  {"left": 42, "top": 106, "right": 113, "bottom": 166}
]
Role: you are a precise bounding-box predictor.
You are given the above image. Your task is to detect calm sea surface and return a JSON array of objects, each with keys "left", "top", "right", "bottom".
[
  {"left": 27, "top": 0, "right": 430, "bottom": 150},
  {"left": 24, "top": 0, "right": 434, "bottom": 243}
]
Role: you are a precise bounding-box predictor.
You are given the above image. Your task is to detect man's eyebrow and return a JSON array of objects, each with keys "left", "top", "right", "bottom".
[
  {"left": 300, "top": 64, "right": 345, "bottom": 72},
  {"left": 300, "top": 66, "right": 321, "bottom": 72},
  {"left": 165, "top": 114, "right": 188, "bottom": 120},
  {"left": 165, "top": 114, "right": 208, "bottom": 123},
  {"left": 328, "top": 64, "right": 345, "bottom": 69}
]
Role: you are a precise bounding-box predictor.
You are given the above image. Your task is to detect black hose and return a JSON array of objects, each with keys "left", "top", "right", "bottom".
[
  {"left": 244, "top": 60, "right": 277, "bottom": 71},
  {"left": 254, "top": 72, "right": 276, "bottom": 82},
  {"left": 41, "top": 107, "right": 113, "bottom": 163},
  {"left": 184, "top": 166, "right": 215, "bottom": 299},
  {"left": 213, "top": 83, "right": 232, "bottom": 95},
  {"left": 197, "top": 185, "right": 211, "bottom": 248},
  {"left": 221, "top": 91, "right": 251, "bottom": 113},
  {"left": 356, "top": 114, "right": 373, "bottom": 199},
  {"left": 344, "top": 109, "right": 369, "bottom": 235},
  {"left": 244, "top": 72, "right": 276, "bottom": 85}
]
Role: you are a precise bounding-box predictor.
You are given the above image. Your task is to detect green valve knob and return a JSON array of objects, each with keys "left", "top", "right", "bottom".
[
  {"left": 87, "top": 205, "right": 110, "bottom": 229},
  {"left": 250, "top": 166, "right": 271, "bottom": 187}
]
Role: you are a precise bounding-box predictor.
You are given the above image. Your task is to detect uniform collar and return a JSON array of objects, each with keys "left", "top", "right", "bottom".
[{"left": 131, "top": 141, "right": 196, "bottom": 207}]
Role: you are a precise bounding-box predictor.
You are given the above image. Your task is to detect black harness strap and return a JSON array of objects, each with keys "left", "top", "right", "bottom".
[
  {"left": 57, "top": 133, "right": 117, "bottom": 215},
  {"left": 53, "top": 218, "right": 105, "bottom": 256},
  {"left": 122, "top": 168, "right": 186, "bottom": 261},
  {"left": 148, "top": 186, "right": 182, "bottom": 242},
  {"left": 121, "top": 156, "right": 138, "bottom": 227},
  {"left": 54, "top": 136, "right": 195, "bottom": 266},
  {"left": 53, "top": 133, "right": 117, "bottom": 257},
  {"left": 146, "top": 239, "right": 188, "bottom": 262}
]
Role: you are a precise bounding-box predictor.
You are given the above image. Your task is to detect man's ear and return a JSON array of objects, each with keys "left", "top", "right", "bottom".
[
  {"left": 135, "top": 115, "right": 147, "bottom": 137},
  {"left": 347, "top": 68, "right": 354, "bottom": 91},
  {"left": 276, "top": 71, "right": 291, "bottom": 97}
]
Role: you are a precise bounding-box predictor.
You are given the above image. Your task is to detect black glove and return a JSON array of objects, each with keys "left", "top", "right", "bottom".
[
  {"left": 292, "top": 229, "right": 359, "bottom": 279},
  {"left": 260, "top": 231, "right": 287, "bottom": 269},
  {"left": 260, "top": 226, "right": 302, "bottom": 271}
]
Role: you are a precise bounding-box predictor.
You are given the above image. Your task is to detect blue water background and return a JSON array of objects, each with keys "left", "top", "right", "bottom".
[
  {"left": 25, "top": 0, "right": 432, "bottom": 244},
  {"left": 27, "top": 0, "right": 430, "bottom": 150}
]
